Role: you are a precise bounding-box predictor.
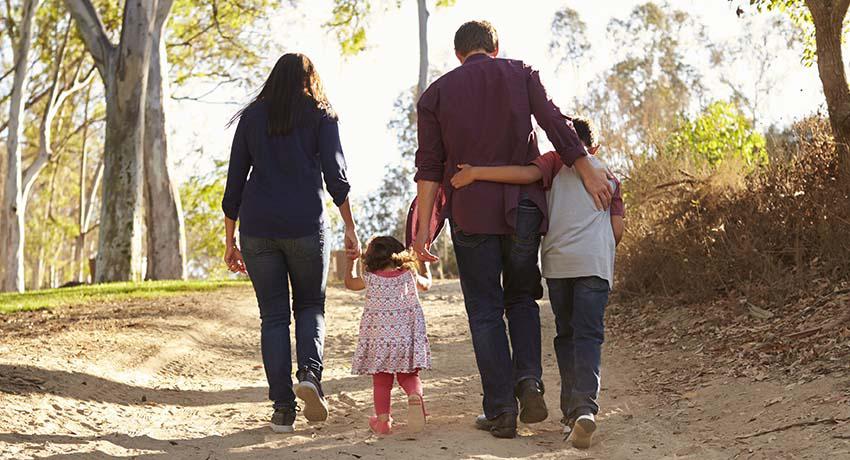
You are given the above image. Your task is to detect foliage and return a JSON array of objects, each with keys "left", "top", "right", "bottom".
[
  {"left": 746, "top": 0, "right": 817, "bottom": 64},
  {"left": 666, "top": 101, "right": 768, "bottom": 170},
  {"left": 180, "top": 159, "right": 230, "bottom": 279},
  {"left": 325, "top": 0, "right": 456, "bottom": 56},
  {"left": 619, "top": 117, "right": 846, "bottom": 304},
  {"left": 549, "top": 6, "right": 590, "bottom": 68},
  {"left": 0, "top": 278, "right": 249, "bottom": 313}
]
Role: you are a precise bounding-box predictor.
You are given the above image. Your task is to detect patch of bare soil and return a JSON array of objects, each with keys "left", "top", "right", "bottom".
[{"left": 1, "top": 281, "right": 848, "bottom": 459}]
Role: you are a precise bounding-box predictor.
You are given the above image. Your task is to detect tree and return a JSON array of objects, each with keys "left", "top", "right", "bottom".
[
  {"left": 64, "top": 0, "right": 159, "bottom": 283},
  {"left": 579, "top": 2, "right": 704, "bottom": 157},
  {"left": 549, "top": 6, "right": 591, "bottom": 70},
  {"left": 749, "top": 0, "right": 850, "bottom": 182},
  {"left": 143, "top": 0, "right": 185, "bottom": 280},
  {"left": 3, "top": 0, "right": 42, "bottom": 292}
]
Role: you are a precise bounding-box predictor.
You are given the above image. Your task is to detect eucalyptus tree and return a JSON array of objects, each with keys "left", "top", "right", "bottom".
[
  {"left": 2, "top": 0, "right": 41, "bottom": 292},
  {"left": 748, "top": 0, "right": 850, "bottom": 182}
]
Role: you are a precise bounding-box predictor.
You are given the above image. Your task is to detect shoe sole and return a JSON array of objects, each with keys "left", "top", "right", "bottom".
[
  {"left": 270, "top": 423, "right": 294, "bottom": 433},
  {"left": 518, "top": 393, "right": 549, "bottom": 424},
  {"left": 569, "top": 417, "right": 596, "bottom": 449},
  {"left": 294, "top": 381, "right": 329, "bottom": 422},
  {"left": 490, "top": 427, "right": 517, "bottom": 439},
  {"left": 407, "top": 395, "right": 426, "bottom": 433}
]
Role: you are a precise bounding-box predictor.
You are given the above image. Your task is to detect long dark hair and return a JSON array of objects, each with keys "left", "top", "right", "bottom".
[
  {"left": 362, "top": 236, "right": 419, "bottom": 273},
  {"left": 230, "top": 53, "right": 336, "bottom": 135}
]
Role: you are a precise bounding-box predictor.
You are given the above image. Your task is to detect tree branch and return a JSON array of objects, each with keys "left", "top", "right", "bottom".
[{"left": 63, "top": 0, "right": 115, "bottom": 77}]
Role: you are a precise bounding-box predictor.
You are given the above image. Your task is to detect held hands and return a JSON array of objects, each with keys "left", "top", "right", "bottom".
[
  {"left": 574, "top": 156, "right": 613, "bottom": 211},
  {"left": 450, "top": 164, "right": 478, "bottom": 189},
  {"left": 224, "top": 243, "right": 247, "bottom": 274},
  {"left": 413, "top": 226, "right": 439, "bottom": 263},
  {"left": 344, "top": 225, "right": 361, "bottom": 260}
]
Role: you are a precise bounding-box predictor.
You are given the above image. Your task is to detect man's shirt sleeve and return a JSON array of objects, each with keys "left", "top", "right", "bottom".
[{"left": 414, "top": 87, "right": 446, "bottom": 183}]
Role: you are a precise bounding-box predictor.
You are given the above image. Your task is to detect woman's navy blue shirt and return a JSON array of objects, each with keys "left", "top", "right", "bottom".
[{"left": 221, "top": 101, "right": 350, "bottom": 239}]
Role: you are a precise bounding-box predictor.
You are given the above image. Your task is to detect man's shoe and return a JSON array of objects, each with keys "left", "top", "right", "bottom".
[
  {"left": 293, "top": 369, "right": 329, "bottom": 422},
  {"left": 568, "top": 413, "right": 597, "bottom": 449},
  {"left": 515, "top": 379, "right": 548, "bottom": 424},
  {"left": 475, "top": 413, "right": 517, "bottom": 438},
  {"left": 270, "top": 405, "right": 297, "bottom": 433},
  {"left": 475, "top": 414, "right": 493, "bottom": 431}
]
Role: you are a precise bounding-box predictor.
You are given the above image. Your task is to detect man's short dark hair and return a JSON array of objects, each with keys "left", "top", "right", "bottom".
[
  {"left": 572, "top": 117, "right": 596, "bottom": 148},
  {"left": 454, "top": 20, "right": 498, "bottom": 56}
]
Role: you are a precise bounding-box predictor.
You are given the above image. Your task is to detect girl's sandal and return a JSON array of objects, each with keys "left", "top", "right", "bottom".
[
  {"left": 369, "top": 414, "right": 393, "bottom": 435},
  {"left": 407, "top": 394, "right": 427, "bottom": 433}
]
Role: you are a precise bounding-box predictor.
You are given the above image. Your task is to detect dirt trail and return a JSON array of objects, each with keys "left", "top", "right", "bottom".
[{"left": 1, "top": 281, "right": 848, "bottom": 459}]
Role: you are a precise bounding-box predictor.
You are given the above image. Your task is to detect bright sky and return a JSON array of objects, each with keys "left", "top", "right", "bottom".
[{"left": 170, "top": 0, "right": 825, "bottom": 196}]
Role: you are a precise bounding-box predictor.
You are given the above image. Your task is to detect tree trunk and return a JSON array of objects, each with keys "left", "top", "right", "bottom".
[
  {"left": 144, "top": 0, "right": 186, "bottom": 280},
  {"left": 417, "top": 0, "right": 429, "bottom": 97},
  {"left": 65, "top": 0, "right": 159, "bottom": 283},
  {"left": 3, "top": 0, "right": 41, "bottom": 293},
  {"left": 806, "top": 0, "right": 850, "bottom": 182}
]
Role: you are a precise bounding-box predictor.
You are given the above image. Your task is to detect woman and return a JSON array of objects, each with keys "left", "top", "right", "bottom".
[{"left": 222, "top": 53, "right": 359, "bottom": 433}]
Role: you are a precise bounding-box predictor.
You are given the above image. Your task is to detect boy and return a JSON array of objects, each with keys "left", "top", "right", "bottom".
[{"left": 450, "top": 117, "right": 624, "bottom": 449}]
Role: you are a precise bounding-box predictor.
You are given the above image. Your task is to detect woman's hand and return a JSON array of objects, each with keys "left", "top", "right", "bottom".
[
  {"left": 344, "top": 226, "right": 361, "bottom": 260},
  {"left": 451, "top": 164, "right": 478, "bottom": 189},
  {"left": 224, "top": 243, "right": 247, "bottom": 274}
]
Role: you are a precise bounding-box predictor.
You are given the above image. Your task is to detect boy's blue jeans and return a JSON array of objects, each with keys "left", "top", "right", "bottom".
[
  {"left": 240, "top": 229, "right": 329, "bottom": 409},
  {"left": 451, "top": 200, "right": 545, "bottom": 420},
  {"left": 546, "top": 276, "right": 609, "bottom": 420}
]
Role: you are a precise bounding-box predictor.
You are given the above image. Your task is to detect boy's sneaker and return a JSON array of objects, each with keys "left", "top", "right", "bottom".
[
  {"left": 293, "top": 369, "right": 329, "bottom": 422},
  {"left": 568, "top": 413, "right": 597, "bottom": 449},
  {"left": 270, "top": 405, "right": 297, "bottom": 433},
  {"left": 515, "top": 378, "right": 548, "bottom": 424}
]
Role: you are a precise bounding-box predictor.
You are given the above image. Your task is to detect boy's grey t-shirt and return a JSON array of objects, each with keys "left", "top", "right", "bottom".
[{"left": 532, "top": 152, "right": 624, "bottom": 289}]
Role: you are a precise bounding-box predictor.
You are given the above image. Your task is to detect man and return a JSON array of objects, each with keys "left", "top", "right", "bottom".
[{"left": 413, "top": 20, "right": 612, "bottom": 439}]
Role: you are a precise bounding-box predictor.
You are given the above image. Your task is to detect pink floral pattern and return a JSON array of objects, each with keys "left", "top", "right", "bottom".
[{"left": 351, "top": 270, "right": 432, "bottom": 375}]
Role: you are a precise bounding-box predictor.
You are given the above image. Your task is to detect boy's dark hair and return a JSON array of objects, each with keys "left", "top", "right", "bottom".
[
  {"left": 454, "top": 20, "right": 498, "bottom": 56},
  {"left": 572, "top": 117, "right": 596, "bottom": 148},
  {"left": 362, "top": 236, "right": 418, "bottom": 273}
]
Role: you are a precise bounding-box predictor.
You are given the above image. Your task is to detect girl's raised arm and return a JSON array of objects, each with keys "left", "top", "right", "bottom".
[
  {"left": 344, "top": 257, "right": 366, "bottom": 291},
  {"left": 415, "top": 261, "right": 433, "bottom": 292}
]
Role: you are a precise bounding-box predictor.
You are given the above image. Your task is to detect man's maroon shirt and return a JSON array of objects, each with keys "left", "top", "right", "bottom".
[{"left": 414, "top": 53, "right": 589, "bottom": 235}]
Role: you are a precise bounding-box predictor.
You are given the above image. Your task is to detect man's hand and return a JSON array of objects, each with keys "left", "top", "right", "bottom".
[
  {"left": 573, "top": 156, "right": 612, "bottom": 210},
  {"left": 344, "top": 226, "right": 361, "bottom": 260},
  {"left": 451, "top": 164, "right": 478, "bottom": 189},
  {"left": 413, "top": 227, "right": 439, "bottom": 263},
  {"left": 224, "top": 244, "right": 247, "bottom": 274}
]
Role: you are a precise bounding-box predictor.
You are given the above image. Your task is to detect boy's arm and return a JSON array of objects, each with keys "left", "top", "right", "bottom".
[
  {"left": 451, "top": 164, "right": 543, "bottom": 189},
  {"left": 344, "top": 257, "right": 366, "bottom": 291},
  {"left": 611, "top": 215, "right": 624, "bottom": 246},
  {"left": 415, "top": 261, "right": 432, "bottom": 292}
]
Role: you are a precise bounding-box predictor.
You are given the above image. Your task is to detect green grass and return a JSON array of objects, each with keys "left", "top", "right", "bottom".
[{"left": 0, "top": 279, "right": 251, "bottom": 314}]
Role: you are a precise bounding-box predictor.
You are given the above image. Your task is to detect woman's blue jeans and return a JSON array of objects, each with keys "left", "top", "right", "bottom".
[{"left": 240, "top": 229, "right": 329, "bottom": 409}]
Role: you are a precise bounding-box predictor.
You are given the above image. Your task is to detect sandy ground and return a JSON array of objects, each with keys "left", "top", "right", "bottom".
[{"left": 1, "top": 280, "right": 848, "bottom": 459}]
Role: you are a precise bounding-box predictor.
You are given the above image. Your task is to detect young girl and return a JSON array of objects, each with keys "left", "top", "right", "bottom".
[{"left": 344, "top": 236, "right": 432, "bottom": 435}]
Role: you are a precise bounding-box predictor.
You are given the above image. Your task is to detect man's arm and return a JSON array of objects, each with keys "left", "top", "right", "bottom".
[
  {"left": 451, "top": 164, "right": 542, "bottom": 189},
  {"left": 413, "top": 88, "right": 445, "bottom": 262},
  {"left": 527, "top": 69, "right": 612, "bottom": 210}
]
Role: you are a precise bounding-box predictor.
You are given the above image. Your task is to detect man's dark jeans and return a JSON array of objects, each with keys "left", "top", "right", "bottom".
[
  {"left": 451, "top": 200, "right": 544, "bottom": 419},
  {"left": 546, "top": 276, "right": 609, "bottom": 420},
  {"left": 240, "top": 229, "right": 329, "bottom": 409}
]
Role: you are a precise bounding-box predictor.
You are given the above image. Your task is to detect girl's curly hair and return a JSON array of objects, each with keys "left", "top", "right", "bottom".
[{"left": 362, "top": 236, "right": 419, "bottom": 273}]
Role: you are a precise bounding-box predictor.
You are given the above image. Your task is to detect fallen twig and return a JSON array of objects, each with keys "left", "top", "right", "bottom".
[{"left": 736, "top": 417, "right": 850, "bottom": 440}]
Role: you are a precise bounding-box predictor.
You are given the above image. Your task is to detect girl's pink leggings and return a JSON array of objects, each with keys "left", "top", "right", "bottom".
[{"left": 372, "top": 371, "right": 422, "bottom": 415}]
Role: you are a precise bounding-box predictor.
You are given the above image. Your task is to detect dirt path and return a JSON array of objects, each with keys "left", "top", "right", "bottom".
[{"left": 1, "top": 281, "right": 848, "bottom": 459}]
